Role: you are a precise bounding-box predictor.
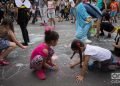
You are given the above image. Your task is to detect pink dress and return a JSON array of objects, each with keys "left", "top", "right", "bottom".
[
  {"left": 30, "top": 43, "right": 54, "bottom": 69},
  {"left": 31, "top": 43, "right": 48, "bottom": 60}
]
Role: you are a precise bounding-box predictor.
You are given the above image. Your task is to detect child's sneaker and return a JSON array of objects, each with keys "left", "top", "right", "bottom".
[
  {"left": 83, "top": 39, "right": 92, "bottom": 44},
  {"left": 0, "top": 60, "right": 9, "bottom": 66},
  {"left": 36, "top": 70, "right": 46, "bottom": 80}
]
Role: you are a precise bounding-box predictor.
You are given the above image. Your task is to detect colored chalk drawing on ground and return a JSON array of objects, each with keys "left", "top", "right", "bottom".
[
  {"left": 16, "top": 63, "right": 24, "bottom": 67},
  {"left": 29, "top": 34, "right": 44, "bottom": 44},
  {"left": 52, "top": 54, "right": 59, "bottom": 61},
  {"left": 0, "top": 63, "right": 29, "bottom": 80}
]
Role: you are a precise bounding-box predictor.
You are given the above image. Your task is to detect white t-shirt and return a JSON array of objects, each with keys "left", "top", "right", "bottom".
[
  {"left": 15, "top": 0, "right": 31, "bottom": 8},
  {"left": 84, "top": 44, "right": 111, "bottom": 61},
  {"left": 69, "top": 0, "right": 75, "bottom": 7},
  {"left": 48, "top": 1, "right": 55, "bottom": 9}
]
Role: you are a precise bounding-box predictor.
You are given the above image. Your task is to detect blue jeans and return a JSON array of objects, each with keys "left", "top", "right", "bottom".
[{"left": 76, "top": 22, "right": 92, "bottom": 41}]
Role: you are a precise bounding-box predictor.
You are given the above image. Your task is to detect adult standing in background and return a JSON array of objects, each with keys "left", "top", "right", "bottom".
[
  {"left": 15, "top": 0, "right": 31, "bottom": 46},
  {"left": 69, "top": 0, "right": 75, "bottom": 23},
  {"left": 39, "top": 0, "right": 48, "bottom": 26},
  {"left": 116, "top": 0, "right": 120, "bottom": 18},
  {"left": 106, "top": 0, "right": 111, "bottom": 9},
  {"left": 60, "top": 0, "right": 65, "bottom": 21},
  {"left": 47, "top": 0, "right": 56, "bottom": 27},
  {"left": 75, "top": 0, "right": 92, "bottom": 43},
  {"left": 96, "top": 0, "right": 107, "bottom": 11}
]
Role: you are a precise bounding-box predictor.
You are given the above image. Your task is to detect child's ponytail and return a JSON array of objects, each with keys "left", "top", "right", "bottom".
[
  {"left": 79, "top": 50, "right": 82, "bottom": 68},
  {"left": 70, "top": 51, "right": 76, "bottom": 59},
  {"left": 71, "top": 39, "right": 84, "bottom": 68}
]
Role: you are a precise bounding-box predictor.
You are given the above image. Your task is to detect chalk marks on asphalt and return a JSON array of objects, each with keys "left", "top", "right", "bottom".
[
  {"left": 0, "top": 63, "right": 29, "bottom": 80},
  {"left": 29, "top": 34, "right": 44, "bottom": 44}
]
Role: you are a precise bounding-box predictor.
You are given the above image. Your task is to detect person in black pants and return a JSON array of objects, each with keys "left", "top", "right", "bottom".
[
  {"left": 99, "top": 11, "right": 116, "bottom": 38},
  {"left": 17, "top": 7, "right": 30, "bottom": 46},
  {"left": 32, "top": 7, "right": 41, "bottom": 24}
]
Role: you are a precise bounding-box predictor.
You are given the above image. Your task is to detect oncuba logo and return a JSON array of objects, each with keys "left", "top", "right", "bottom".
[{"left": 111, "top": 73, "right": 120, "bottom": 79}]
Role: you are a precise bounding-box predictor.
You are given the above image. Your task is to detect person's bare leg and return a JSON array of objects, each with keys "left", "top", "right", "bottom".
[
  {"left": 50, "top": 18, "right": 52, "bottom": 26},
  {"left": 0, "top": 42, "right": 16, "bottom": 60},
  {"left": 52, "top": 18, "right": 55, "bottom": 27},
  {"left": 96, "top": 19, "right": 101, "bottom": 38}
]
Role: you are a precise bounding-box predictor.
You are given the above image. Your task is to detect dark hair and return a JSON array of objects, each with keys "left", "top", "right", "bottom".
[
  {"left": 75, "top": 0, "right": 82, "bottom": 6},
  {"left": 71, "top": 39, "right": 84, "bottom": 68},
  {"left": 45, "top": 30, "right": 59, "bottom": 44},
  {"left": 115, "top": 29, "right": 120, "bottom": 44},
  {"left": 1, "top": 16, "right": 14, "bottom": 32},
  {"left": 102, "top": 11, "right": 110, "bottom": 22}
]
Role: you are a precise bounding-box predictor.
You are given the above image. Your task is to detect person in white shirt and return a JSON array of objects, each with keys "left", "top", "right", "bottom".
[
  {"left": 70, "top": 39, "right": 120, "bottom": 81},
  {"left": 69, "top": 0, "right": 75, "bottom": 23},
  {"left": 15, "top": 0, "right": 31, "bottom": 45},
  {"left": 60, "top": 0, "right": 65, "bottom": 21}
]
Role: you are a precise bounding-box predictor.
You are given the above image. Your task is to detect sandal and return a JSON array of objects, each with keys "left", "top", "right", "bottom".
[
  {"left": 0, "top": 60, "right": 9, "bottom": 66},
  {"left": 36, "top": 69, "right": 46, "bottom": 80}
]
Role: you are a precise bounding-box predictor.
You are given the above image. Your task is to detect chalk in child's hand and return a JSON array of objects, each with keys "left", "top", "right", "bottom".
[{"left": 52, "top": 54, "right": 58, "bottom": 60}]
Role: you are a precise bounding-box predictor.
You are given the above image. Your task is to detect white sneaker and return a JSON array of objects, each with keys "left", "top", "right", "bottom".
[
  {"left": 28, "top": 42, "right": 35, "bottom": 45},
  {"left": 83, "top": 39, "right": 92, "bottom": 44}
]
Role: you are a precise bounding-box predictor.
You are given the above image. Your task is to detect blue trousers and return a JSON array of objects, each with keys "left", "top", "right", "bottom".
[{"left": 75, "top": 22, "right": 92, "bottom": 41}]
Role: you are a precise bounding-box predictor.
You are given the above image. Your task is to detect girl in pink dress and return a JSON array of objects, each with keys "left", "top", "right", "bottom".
[{"left": 30, "top": 27, "right": 59, "bottom": 80}]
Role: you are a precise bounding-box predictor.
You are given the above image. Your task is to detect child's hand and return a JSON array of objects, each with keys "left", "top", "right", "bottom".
[
  {"left": 51, "top": 65, "right": 58, "bottom": 71},
  {"left": 86, "top": 17, "right": 92, "bottom": 23},
  {"left": 112, "top": 43, "right": 116, "bottom": 47},
  {"left": 22, "top": 46, "right": 27, "bottom": 49},
  {"left": 70, "top": 64, "right": 75, "bottom": 69}
]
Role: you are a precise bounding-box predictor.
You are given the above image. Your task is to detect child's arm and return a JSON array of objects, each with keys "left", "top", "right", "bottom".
[
  {"left": 8, "top": 30, "right": 27, "bottom": 49},
  {"left": 76, "top": 55, "right": 90, "bottom": 81},
  {"left": 113, "top": 42, "right": 120, "bottom": 48},
  {"left": 42, "top": 48, "right": 58, "bottom": 70},
  {"left": 70, "top": 55, "right": 86, "bottom": 68},
  {"left": 70, "top": 61, "right": 80, "bottom": 68},
  {"left": 103, "top": 0, "right": 107, "bottom": 10},
  {"left": 43, "top": 60, "right": 58, "bottom": 70}
]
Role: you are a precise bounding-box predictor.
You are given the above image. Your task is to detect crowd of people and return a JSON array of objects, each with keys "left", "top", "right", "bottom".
[{"left": 0, "top": 0, "right": 120, "bottom": 82}]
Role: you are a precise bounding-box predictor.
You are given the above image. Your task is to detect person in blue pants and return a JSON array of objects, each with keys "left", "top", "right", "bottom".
[{"left": 75, "top": 0, "right": 92, "bottom": 43}]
